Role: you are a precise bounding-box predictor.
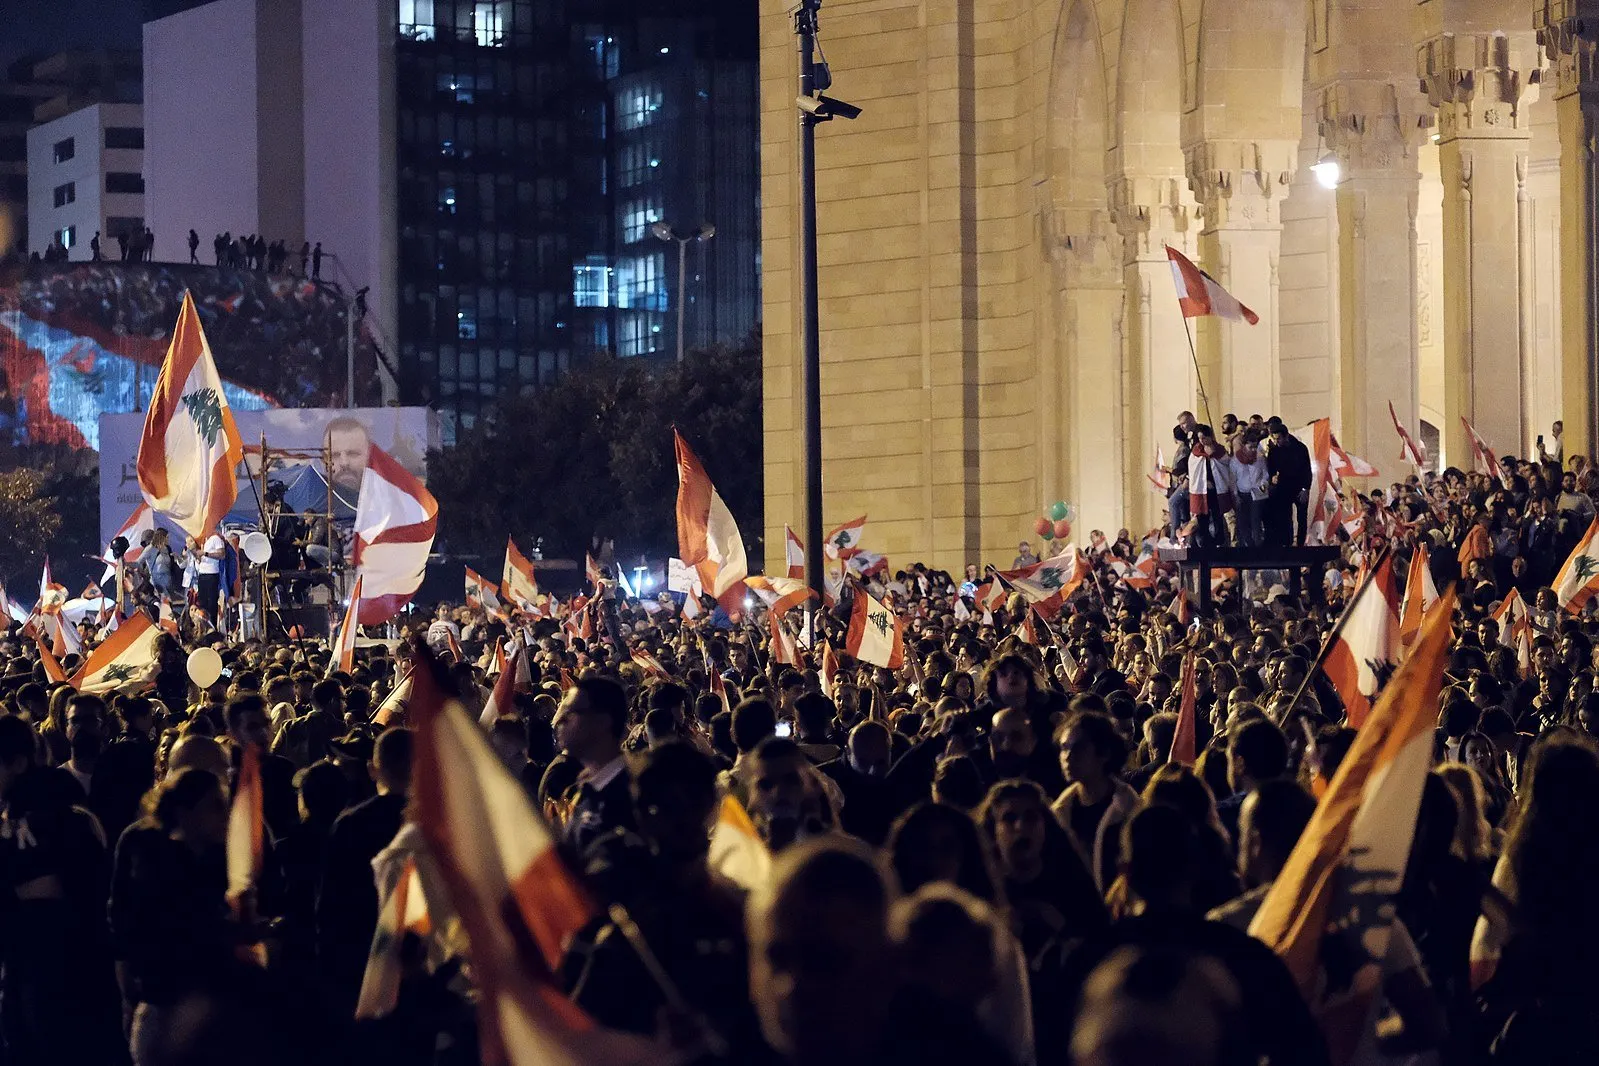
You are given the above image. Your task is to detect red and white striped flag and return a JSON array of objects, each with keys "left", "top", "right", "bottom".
[
  {"left": 226, "top": 744, "right": 264, "bottom": 915},
  {"left": 466, "top": 566, "right": 505, "bottom": 614},
  {"left": 1171, "top": 654, "right": 1197, "bottom": 766},
  {"left": 1398, "top": 545, "right": 1438, "bottom": 651},
  {"left": 356, "top": 848, "right": 433, "bottom": 1020},
  {"left": 630, "top": 649, "right": 671, "bottom": 682},
  {"left": 37, "top": 558, "right": 68, "bottom": 616},
  {"left": 479, "top": 646, "right": 523, "bottom": 729},
  {"left": 1166, "top": 245, "right": 1259, "bottom": 324},
  {"left": 52, "top": 612, "right": 84, "bottom": 659},
  {"left": 136, "top": 292, "right": 244, "bottom": 541},
  {"left": 770, "top": 614, "right": 804, "bottom": 667},
  {"left": 1492, "top": 589, "right": 1533, "bottom": 673},
  {"left": 784, "top": 526, "right": 805, "bottom": 579},
  {"left": 824, "top": 515, "right": 867, "bottom": 559},
  {"left": 745, "top": 575, "right": 812, "bottom": 618},
  {"left": 328, "top": 576, "right": 363, "bottom": 677},
  {"left": 1461, "top": 417, "right": 1505, "bottom": 483},
  {"left": 1389, "top": 402, "right": 1427, "bottom": 470},
  {"left": 674, "top": 429, "right": 748, "bottom": 613},
  {"left": 502, "top": 539, "right": 540, "bottom": 610},
  {"left": 353, "top": 445, "right": 437, "bottom": 625},
  {"left": 1329, "top": 434, "right": 1377, "bottom": 480},
  {"left": 1148, "top": 446, "right": 1172, "bottom": 494},
  {"left": 995, "top": 547, "right": 1089, "bottom": 619},
  {"left": 36, "top": 635, "right": 67, "bottom": 683},
  {"left": 101, "top": 502, "right": 157, "bottom": 584},
  {"left": 844, "top": 587, "right": 903, "bottom": 669},
  {"left": 1554, "top": 516, "right": 1599, "bottom": 613},
  {"left": 820, "top": 642, "right": 840, "bottom": 696},
  {"left": 1321, "top": 556, "right": 1401, "bottom": 729},
  {"left": 708, "top": 794, "right": 770, "bottom": 891},
  {"left": 1250, "top": 590, "right": 1454, "bottom": 1065},
  {"left": 69, "top": 612, "right": 159, "bottom": 694}
]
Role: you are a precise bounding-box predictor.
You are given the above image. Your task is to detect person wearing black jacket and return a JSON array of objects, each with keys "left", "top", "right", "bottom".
[{"left": 1264, "top": 419, "right": 1313, "bottom": 546}]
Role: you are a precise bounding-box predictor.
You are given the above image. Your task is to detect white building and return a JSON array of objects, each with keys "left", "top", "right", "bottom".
[{"left": 26, "top": 101, "right": 144, "bottom": 260}]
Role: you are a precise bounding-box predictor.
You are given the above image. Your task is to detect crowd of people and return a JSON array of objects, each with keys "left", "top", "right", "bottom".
[
  {"left": 4, "top": 408, "right": 1599, "bottom": 1065},
  {"left": 201, "top": 231, "right": 323, "bottom": 279}
]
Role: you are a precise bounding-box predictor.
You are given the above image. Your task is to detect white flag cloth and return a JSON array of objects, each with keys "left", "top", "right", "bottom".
[
  {"left": 708, "top": 795, "right": 771, "bottom": 891},
  {"left": 784, "top": 525, "right": 805, "bottom": 578},
  {"left": 328, "top": 576, "right": 363, "bottom": 677},
  {"left": 502, "top": 538, "right": 540, "bottom": 610},
  {"left": 844, "top": 587, "right": 904, "bottom": 669},
  {"left": 824, "top": 515, "right": 867, "bottom": 558},
  {"left": 101, "top": 502, "right": 157, "bottom": 584},
  {"left": 1554, "top": 516, "right": 1599, "bottom": 613},
  {"left": 136, "top": 291, "right": 244, "bottom": 541},
  {"left": 674, "top": 429, "right": 748, "bottom": 611},
  {"left": 1167, "top": 245, "right": 1259, "bottom": 324},
  {"left": 1322, "top": 557, "right": 1401, "bottom": 729},
  {"left": 353, "top": 444, "right": 438, "bottom": 625}
]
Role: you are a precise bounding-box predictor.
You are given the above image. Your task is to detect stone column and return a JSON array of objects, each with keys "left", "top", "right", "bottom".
[
  {"left": 1419, "top": 30, "right": 1540, "bottom": 463},
  {"left": 1539, "top": 5, "right": 1599, "bottom": 460},
  {"left": 1110, "top": 176, "right": 1198, "bottom": 529},
  {"left": 1185, "top": 140, "right": 1299, "bottom": 424},
  {"left": 1047, "top": 209, "right": 1126, "bottom": 535},
  {"left": 1318, "top": 81, "right": 1426, "bottom": 462}
]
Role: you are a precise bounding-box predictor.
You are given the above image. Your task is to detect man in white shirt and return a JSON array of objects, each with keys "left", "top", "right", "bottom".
[{"left": 195, "top": 531, "right": 226, "bottom": 624}]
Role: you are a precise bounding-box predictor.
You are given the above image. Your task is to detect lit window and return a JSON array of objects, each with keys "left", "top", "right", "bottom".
[
  {"left": 473, "top": 2, "right": 504, "bottom": 46},
  {"left": 615, "top": 85, "right": 662, "bottom": 130},
  {"left": 57, "top": 225, "right": 76, "bottom": 249},
  {"left": 614, "top": 252, "right": 666, "bottom": 311},
  {"left": 440, "top": 186, "right": 457, "bottom": 214},
  {"left": 573, "top": 255, "right": 611, "bottom": 308},
  {"left": 400, "top": 0, "right": 435, "bottom": 40},
  {"left": 619, "top": 197, "right": 662, "bottom": 243},
  {"left": 53, "top": 182, "right": 75, "bottom": 207},
  {"left": 618, "top": 143, "right": 655, "bottom": 187},
  {"left": 618, "top": 313, "right": 665, "bottom": 356}
]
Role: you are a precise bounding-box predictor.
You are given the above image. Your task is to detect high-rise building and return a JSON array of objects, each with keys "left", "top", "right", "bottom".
[
  {"left": 142, "top": 0, "right": 759, "bottom": 431},
  {"left": 26, "top": 102, "right": 145, "bottom": 260}
]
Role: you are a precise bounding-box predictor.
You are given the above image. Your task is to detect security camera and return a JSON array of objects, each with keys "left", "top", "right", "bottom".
[{"left": 795, "top": 93, "right": 862, "bottom": 121}]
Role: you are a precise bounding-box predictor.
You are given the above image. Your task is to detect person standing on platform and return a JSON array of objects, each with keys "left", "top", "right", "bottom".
[{"left": 1264, "top": 418, "right": 1312, "bottom": 547}]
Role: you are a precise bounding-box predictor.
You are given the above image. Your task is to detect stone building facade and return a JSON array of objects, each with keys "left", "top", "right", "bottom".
[{"left": 759, "top": 0, "right": 1591, "bottom": 575}]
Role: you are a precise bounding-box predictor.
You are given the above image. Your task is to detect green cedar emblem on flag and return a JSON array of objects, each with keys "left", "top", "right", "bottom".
[
  {"left": 180, "top": 387, "right": 225, "bottom": 448},
  {"left": 1037, "top": 567, "right": 1065, "bottom": 591},
  {"left": 1577, "top": 553, "right": 1599, "bottom": 582},
  {"left": 101, "top": 663, "right": 137, "bottom": 684},
  {"left": 868, "top": 607, "right": 891, "bottom": 638}
]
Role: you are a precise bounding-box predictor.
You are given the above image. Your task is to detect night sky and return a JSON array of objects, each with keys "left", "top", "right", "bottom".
[{"left": 0, "top": 0, "right": 149, "bottom": 69}]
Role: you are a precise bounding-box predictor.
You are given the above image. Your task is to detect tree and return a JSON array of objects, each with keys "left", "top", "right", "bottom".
[
  {"left": 0, "top": 468, "right": 63, "bottom": 587},
  {"left": 428, "top": 332, "right": 763, "bottom": 574}
]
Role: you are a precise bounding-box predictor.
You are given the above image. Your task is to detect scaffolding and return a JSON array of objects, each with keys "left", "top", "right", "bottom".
[{"left": 246, "top": 434, "right": 342, "bottom": 639}]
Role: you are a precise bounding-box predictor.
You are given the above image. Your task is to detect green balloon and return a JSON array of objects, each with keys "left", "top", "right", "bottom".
[
  {"left": 1049, "top": 501, "right": 1068, "bottom": 521},
  {"left": 1039, "top": 527, "right": 1055, "bottom": 540}
]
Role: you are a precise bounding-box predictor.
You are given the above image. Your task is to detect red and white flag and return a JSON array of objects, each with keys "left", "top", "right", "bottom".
[
  {"left": 1321, "top": 556, "right": 1401, "bottom": 729},
  {"left": 1461, "top": 417, "right": 1505, "bottom": 483},
  {"left": 479, "top": 645, "right": 523, "bottom": 728},
  {"left": 1251, "top": 591, "right": 1454, "bottom": 1065},
  {"left": 226, "top": 743, "right": 264, "bottom": 915},
  {"left": 69, "top": 612, "right": 159, "bottom": 694},
  {"left": 101, "top": 502, "right": 157, "bottom": 584},
  {"left": 745, "top": 575, "right": 812, "bottom": 618},
  {"left": 327, "top": 577, "right": 363, "bottom": 677},
  {"left": 995, "top": 546, "right": 1089, "bottom": 619},
  {"left": 409, "top": 653, "right": 668, "bottom": 1066},
  {"left": 352, "top": 445, "right": 437, "bottom": 625},
  {"left": 1294, "top": 419, "right": 1343, "bottom": 547},
  {"left": 466, "top": 566, "right": 505, "bottom": 614},
  {"left": 1492, "top": 589, "right": 1534, "bottom": 673},
  {"left": 769, "top": 614, "right": 804, "bottom": 667},
  {"left": 824, "top": 515, "right": 867, "bottom": 559},
  {"left": 1148, "top": 446, "right": 1172, "bottom": 494},
  {"left": 820, "top": 642, "right": 841, "bottom": 696},
  {"left": 674, "top": 429, "right": 749, "bottom": 612},
  {"left": 503, "top": 539, "right": 540, "bottom": 610},
  {"left": 1398, "top": 545, "right": 1439, "bottom": 651},
  {"left": 844, "top": 587, "right": 904, "bottom": 669},
  {"left": 784, "top": 526, "right": 805, "bottom": 579},
  {"left": 1329, "top": 434, "right": 1377, "bottom": 480},
  {"left": 709, "top": 794, "right": 771, "bottom": 891},
  {"left": 356, "top": 847, "right": 434, "bottom": 1020},
  {"left": 1554, "top": 516, "right": 1599, "bottom": 612},
  {"left": 630, "top": 649, "right": 671, "bottom": 682},
  {"left": 36, "top": 635, "right": 67, "bottom": 683},
  {"left": 136, "top": 291, "right": 244, "bottom": 541},
  {"left": 53, "top": 612, "right": 84, "bottom": 659},
  {"left": 1389, "top": 402, "right": 1428, "bottom": 470},
  {"left": 1171, "top": 654, "right": 1197, "bottom": 766},
  {"left": 37, "top": 558, "right": 68, "bottom": 616},
  {"left": 1109, "top": 547, "right": 1157, "bottom": 591},
  {"left": 1166, "top": 245, "right": 1259, "bottom": 324}
]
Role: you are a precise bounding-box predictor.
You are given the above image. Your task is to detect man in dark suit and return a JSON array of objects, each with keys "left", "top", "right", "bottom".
[
  {"left": 1081, "top": 638, "right": 1128, "bottom": 697},
  {"left": 557, "top": 677, "right": 634, "bottom": 856},
  {"left": 316, "top": 726, "right": 412, "bottom": 1015},
  {"left": 1264, "top": 418, "right": 1313, "bottom": 546}
]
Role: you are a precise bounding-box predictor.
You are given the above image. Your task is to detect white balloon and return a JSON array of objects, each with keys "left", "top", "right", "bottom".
[
  {"left": 187, "top": 647, "right": 224, "bottom": 688},
  {"left": 242, "top": 531, "right": 273, "bottom": 565}
]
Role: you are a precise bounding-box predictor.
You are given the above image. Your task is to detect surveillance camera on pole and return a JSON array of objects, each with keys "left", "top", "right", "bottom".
[{"left": 795, "top": 93, "right": 862, "bottom": 122}]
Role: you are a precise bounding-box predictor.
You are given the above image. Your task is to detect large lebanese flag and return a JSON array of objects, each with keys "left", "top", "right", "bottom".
[
  {"left": 1321, "top": 555, "right": 1401, "bottom": 729},
  {"left": 1250, "top": 590, "right": 1455, "bottom": 1065},
  {"left": 674, "top": 429, "right": 748, "bottom": 610},
  {"left": 1555, "top": 516, "right": 1599, "bottom": 612},
  {"left": 995, "top": 546, "right": 1089, "bottom": 619},
  {"left": 69, "top": 612, "right": 159, "bottom": 694},
  {"left": 328, "top": 576, "right": 363, "bottom": 677},
  {"left": 353, "top": 444, "right": 438, "bottom": 625},
  {"left": 502, "top": 539, "right": 540, "bottom": 609},
  {"left": 784, "top": 525, "right": 805, "bottom": 579},
  {"left": 101, "top": 501, "right": 157, "bottom": 584},
  {"left": 408, "top": 652, "right": 669, "bottom": 1066},
  {"left": 136, "top": 291, "right": 244, "bottom": 541},
  {"left": 1397, "top": 544, "right": 1439, "bottom": 650},
  {"left": 844, "top": 586, "right": 904, "bottom": 669},
  {"left": 1166, "top": 245, "right": 1259, "bottom": 324}
]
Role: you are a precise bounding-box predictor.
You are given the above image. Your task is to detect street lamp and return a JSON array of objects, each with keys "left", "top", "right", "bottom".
[{"left": 651, "top": 221, "right": 715, "bottom": 363}]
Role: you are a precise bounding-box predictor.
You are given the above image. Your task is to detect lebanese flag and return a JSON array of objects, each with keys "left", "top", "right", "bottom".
[
  {"left": 101, "top": 502, "right": 157, "bottom": 584},
  {"left": 630, "top": 649, "right": 671, "bottom": 681},
  {"left": 1398, "top": 545, "right": 1438, "bottom": 650},
  {"left": 784, "top": 526, "right": 805, "bottom": 579},
  {"left": 746, "top": 575, "right": 812, "bottom": 618},
  {"left": 479, "top": 646, "right": 523, "bottom": 728},
  {"left": 69, "top": 612, "right": 159, "bottom": 694},
  {"left": 584, "top": 553, "right": 604, "bottom": 591},
  {"left": 973, "top": 579, "right": 1007, "bottom": 612},
  {"left": 844, "top": 587, "right": 904, "bottom": 669},
  {"left": 708, "top": 795, "right": 771, "bottom": 891},
  {"left": 674, "top": 429, "right": 749, "bottom": 612},
  {"left": 1461, "top": 417, "right": 1505, "bottom": 483},
  {"left": 1148, "top": 445, "right": 1172, "bottom": 494},
  {"left": 356, "top": 852, "right": 433, "bottom": 1020},
  {"left": 226, "top": 743, "right": 264, "bottom": 915},
  {"left": 846, "top": 550, "right": 889, "bottom": 579},
  {"left": 466, "top": 566, "right": 505, "bottom": 614},
  {"left": 1329, "top": 434, "right": 1377, "bottom": 480},
  {"left": 995, "top": 546, "right": 1088, "bottom": 619},
  {"left": 1321, "top": 556, "right": 1401, "bottom": 728},
  {"left": 36, "top": 635, "right": 67, "bottom": 683},
  {"left": 37, "top": 558, "right": 68, "bottom": 616},
  {"left": 53, "top": 612, "right": 84, "bottom": 659},
  {"left": 0, "top": 584, "right": 27, "bottom": 626},
  {"left": 136, "top": 291, "right": 245, "bottom": 541},
  {"left": 1166, "top": 245, "right": 1259, "bottom": 324},
  {"left": 372, "top": 669, "right": 412, "bottom": 727},
  {"left": 1171, "top": 654, "right": 1197, "bottom": 766},
  {"left": 328, "top": 576, "right": 363, "bottom": 677},
  {"left": 353, "top": 444, "right": 438, "bottom": 625},
  {"left": 1171, "top": 587, "right": 1192, "bottom": 626},
  {"left": 1109, "top": 547, "right": 1157, "bottom": 590},
  {"left": 1554, "top": 516, "right": 1599, "bottom": 612},
  {"left": 1250, "top": 590, "right": 1454, "bottom": 1065},
  {"left": 769, "top": 614, "right": 804, "bottom": 667},
  {"left": 820, "top": 642, "right": 841, "bottom": 696},
  {"left": 408, "top": 653, "right": 664, "bottom": 1066},
  {"left": 1389, "top": 402, "right": 1428, "bottom": 470},
  {"left": 707, "top": 654, "right": 732, "bottom": 716},
  {"left": 824, "top": 515, "right": 867, "bottom": 559},
  {"left": 1294, "top": 419, "right": 1342, "bottom": 546},
  {"left": 502, "top": 538, "right": 540, "bottom": 610},
  {"left": 1492, "top": 589, "right": 1534, "bottom": 673}
]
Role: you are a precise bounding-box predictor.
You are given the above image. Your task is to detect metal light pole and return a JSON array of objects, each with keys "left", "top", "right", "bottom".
[
  {"left": 794, "top": 0, "right": 859, "bottom": 640},
  {"left": 345, "top": 296, "right": 356, "bottom": 408},
  {"left": 651, "top": 221, "right": 716, "bottom": 363}
]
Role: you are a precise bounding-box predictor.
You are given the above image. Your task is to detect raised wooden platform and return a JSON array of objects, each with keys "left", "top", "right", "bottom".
[{"left": 1156, "top": 545, "right": 1342, "bottom": 613}]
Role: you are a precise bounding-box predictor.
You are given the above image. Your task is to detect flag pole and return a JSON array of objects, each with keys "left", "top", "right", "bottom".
[{"left": 1179, "top": 313, "right": 1217, "bottom": 430}]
